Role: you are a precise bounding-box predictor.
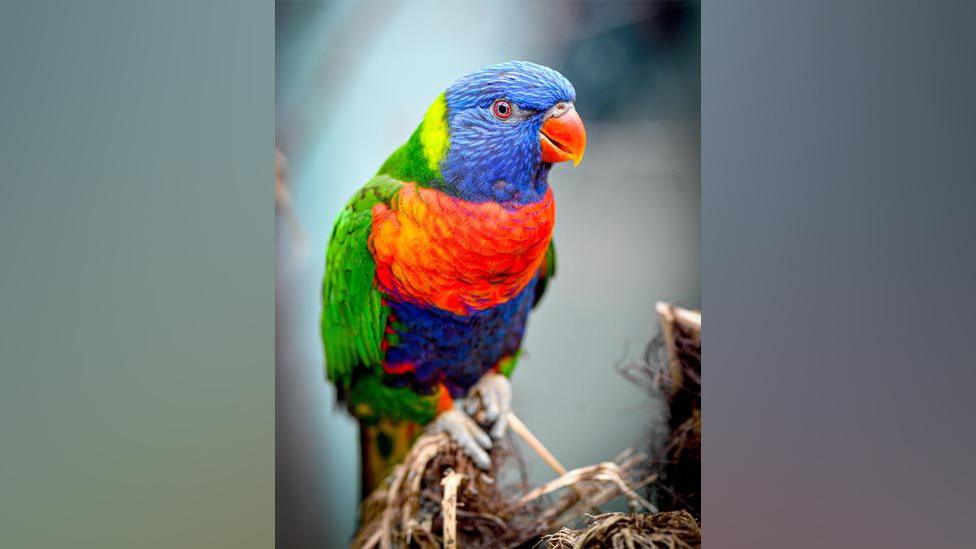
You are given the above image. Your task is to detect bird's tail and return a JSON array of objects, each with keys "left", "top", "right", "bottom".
[{"left": 358, "top": 417, "right": 424, "bottom": 500}]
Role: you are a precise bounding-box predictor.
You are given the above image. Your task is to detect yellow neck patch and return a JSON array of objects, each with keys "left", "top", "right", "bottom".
[{"left": 419, "top": 94, "right": 450, "bottom": 173}]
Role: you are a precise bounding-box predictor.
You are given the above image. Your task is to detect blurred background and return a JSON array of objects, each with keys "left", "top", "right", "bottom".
[{"left": 276, "top": 1, "right": 699, "bottom": 546}]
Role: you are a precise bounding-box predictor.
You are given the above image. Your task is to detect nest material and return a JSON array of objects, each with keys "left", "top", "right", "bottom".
[
  {"left": 655, "top": 306, "right": 701, "bottom": 518},
  {"left": 543, "top": 511, "right": 701, "bottom": 549},
  {"left": 353, "top": 432, "right": 656, "bottom": 548},
  {"left": 616, "top": 303, "right": 701, "bottom": 519}
]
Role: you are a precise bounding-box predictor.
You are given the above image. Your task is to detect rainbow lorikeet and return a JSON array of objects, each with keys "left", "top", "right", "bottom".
[{"left": 321, "top": 61, "right": 586, "bottom": 497}]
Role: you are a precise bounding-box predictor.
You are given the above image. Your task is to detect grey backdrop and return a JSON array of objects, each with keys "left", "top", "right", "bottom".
[{"left": 704, "top": 1, "right": 976, "bottom": 547}]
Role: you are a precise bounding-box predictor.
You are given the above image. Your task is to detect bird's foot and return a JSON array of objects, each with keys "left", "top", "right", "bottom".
[
  {"left": 429, "top": 404, "right": 493, "bottom": 470},
  {"left": 466, "top": 372, "right": 512, "bottom": 440}
]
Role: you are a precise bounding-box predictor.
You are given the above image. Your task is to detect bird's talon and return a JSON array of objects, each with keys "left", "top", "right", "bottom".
[
  {"left": 430, "top": 407, "right": 493, "bottom": 470},
  {"left": 467, "top": 373, "right": 513, "bottom": 439}
]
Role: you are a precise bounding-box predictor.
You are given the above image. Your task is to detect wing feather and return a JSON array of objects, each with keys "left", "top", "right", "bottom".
[
  {"left": 532, "top": 240, "right": 557, "bottom": 308},
  {"left": 321, "top": 175, "right": 402, "bottom": 391}
]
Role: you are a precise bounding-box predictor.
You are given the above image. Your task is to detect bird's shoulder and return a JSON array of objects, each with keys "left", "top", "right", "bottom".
[{"left": 342, "top": 174, "right": 404, "bottom": 215}]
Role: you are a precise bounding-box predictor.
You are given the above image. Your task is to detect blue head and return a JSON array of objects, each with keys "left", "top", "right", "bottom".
[{"left": 437, "top": 61, "right": 586, "bottom": 205}]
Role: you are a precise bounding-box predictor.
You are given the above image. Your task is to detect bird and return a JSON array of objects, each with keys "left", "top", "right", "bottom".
[{"left": 321, "top": 60, "right": 586, "bottom": 498}]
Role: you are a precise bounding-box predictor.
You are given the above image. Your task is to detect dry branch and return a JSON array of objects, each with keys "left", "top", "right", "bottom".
[
  {"left": 507, "top": 412, "right": 568, "bottom": 476},
  {"left": 440, "top": 471, "right": 463, "bottom": 548}
]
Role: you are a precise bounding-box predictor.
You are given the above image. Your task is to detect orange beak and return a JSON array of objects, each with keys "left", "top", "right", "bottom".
[{"left": 540, "top": 106, "right": 586, "bottom": 166}]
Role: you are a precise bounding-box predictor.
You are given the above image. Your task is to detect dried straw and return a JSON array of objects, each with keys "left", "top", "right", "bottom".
[
  {"left": 353, "top": 423, "right": 658, "bottom": 548},
  {"left": 543, "top": 511, "right": 701, "bottom": 549}
]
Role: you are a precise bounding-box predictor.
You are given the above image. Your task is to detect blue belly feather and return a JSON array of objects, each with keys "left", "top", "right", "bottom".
[{"left": 383, "top": 278, "right": 537, "bottom": 397}]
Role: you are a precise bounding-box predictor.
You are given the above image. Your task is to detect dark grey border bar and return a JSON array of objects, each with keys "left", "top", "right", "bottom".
[{"left": 705, "top": 1, "right": 976, "bottom": 547}]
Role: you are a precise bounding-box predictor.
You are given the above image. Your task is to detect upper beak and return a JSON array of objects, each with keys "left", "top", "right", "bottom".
[{"left": 540, "top": 104, "right": 586, "bottom": 166}]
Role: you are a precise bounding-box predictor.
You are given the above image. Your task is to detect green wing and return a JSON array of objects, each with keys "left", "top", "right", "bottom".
[
  {"left": 322, "top": 175, "right": 441, "bottom": 424},
  {"left": 532, "top": 241, "right": 557, "bottom": 308},
  {"left": 321, "top": 175, "right": 402, "bottom": 392}
]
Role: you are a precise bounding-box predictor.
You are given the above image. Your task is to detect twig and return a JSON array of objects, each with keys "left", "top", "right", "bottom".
[
  {"left": 508, "top": 412, "right": 597, "bottom": 505},
  {"left": 440, "top": 471, "right": 463, "bottom": 549},
  {"left": 656, "top": 302, "right": 681, "bottom": 395},
  {"left": 507, "top": 412, "right": 568, "bottom": 476},
  {"left": 516, "top": 462, "right": 655, "bottom": 512}
]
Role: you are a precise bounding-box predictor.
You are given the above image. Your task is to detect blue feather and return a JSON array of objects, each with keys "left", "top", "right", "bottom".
[{"left": 383, "top": 279, "right": 538, "bottom": 397}]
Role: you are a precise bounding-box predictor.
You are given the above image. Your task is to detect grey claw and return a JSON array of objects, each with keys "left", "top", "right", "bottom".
[
  {"left": 490, "top": 411, "right": 509, "bottom": 440},
  {"left": 456, "top": 429, "right": 490, "bottom": 469},
  {"left": 431, "top": 408, "right": 492, "bottom": 469},
  {"left": 467, "top": 373, "right": 512, "bottom": 438},
  {"left": 471, "top": 423, "right": 492, "bottom": 449},
  {"left": 483, "top": 390, "right": 499, "bottom": 422}
]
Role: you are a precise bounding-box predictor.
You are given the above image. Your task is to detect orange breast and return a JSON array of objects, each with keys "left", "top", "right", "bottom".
[{"left": 369, "top": 182, "right": 555, "bottom": 316}]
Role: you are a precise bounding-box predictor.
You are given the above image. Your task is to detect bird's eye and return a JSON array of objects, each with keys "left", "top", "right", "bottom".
[{"left": 491, "top": 99, "right": 513, "bottom": 120}]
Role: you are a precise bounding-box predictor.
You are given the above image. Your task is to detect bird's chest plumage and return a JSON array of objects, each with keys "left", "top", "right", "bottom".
[
  {"left": 369, "top": 182, "right": 554, "bottom": 316},
  {"left": 368, "top": 182, "right": 553, "bottom": 396}
]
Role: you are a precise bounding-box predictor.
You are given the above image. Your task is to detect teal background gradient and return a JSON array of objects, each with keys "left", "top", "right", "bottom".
[{"left": 0, "top": 2, "right": 273, "bottom": 548}]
